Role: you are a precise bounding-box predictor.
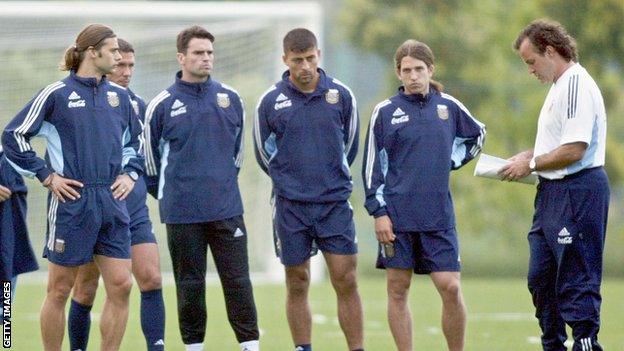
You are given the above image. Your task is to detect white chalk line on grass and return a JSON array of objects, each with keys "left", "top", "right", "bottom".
[{"left": 527, "top": 337, "right": 574, "bottom": 348}]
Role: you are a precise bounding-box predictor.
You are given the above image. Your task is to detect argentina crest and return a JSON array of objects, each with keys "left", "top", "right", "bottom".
[
  {"left": 217, "top": 93, "right": 230, "bottom": 108},
  {"left": 107, "top": 91, "right": 120, "bottom": 107},
  {"left": 325, "top": 89, "right": 339, "bottom": 104},
  {"left": 437, "top": 104, "right": 449, "bottom": 120}
]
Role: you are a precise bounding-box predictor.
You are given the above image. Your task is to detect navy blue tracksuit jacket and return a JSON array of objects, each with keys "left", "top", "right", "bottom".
[
  {"left": 0, "top": 150, "right": 38, "bottom": 281},
  {"left": 144, "top": 72, "right": 245, "bottom": 224},
  {"left": 1, "top": 71, "right": 144, "bottom": 185},
  {"left": 253, "top": 69, "right": 359, "bottom": 203},
  {"left": 362, "top": 87, "right": 485, "bottom": 231}
]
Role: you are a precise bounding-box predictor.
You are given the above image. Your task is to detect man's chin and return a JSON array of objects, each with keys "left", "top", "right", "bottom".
[
  {"left": 298, "top": 77, "right": 312, "bottom": 85},
  {"left": 194, "top": 70, "right": 210, "bottom": 78}
]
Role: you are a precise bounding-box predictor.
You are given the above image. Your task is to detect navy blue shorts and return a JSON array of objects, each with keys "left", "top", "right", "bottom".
[
  {"left": 129, "top": 203, "right": 156, "bottom": 246},
  {"left": 376, "top": 228, "right": 461, "bottom": 274},
  {"left": 126, "top": 177, "right": 156, "bottom": 246},
  {"left": 273, "top": 196, "right": 357, "bottom": 266},
  {"left": 43, "top": 183, "right": 131, "bottom": 266}
]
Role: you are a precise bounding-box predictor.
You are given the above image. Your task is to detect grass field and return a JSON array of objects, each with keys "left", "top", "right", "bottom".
[{"left": 7, "top": 276, "right": 624, "bottom": 350}]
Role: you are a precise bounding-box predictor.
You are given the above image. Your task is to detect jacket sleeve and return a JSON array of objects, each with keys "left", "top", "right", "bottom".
[
  {"left": 135, "top": 96, "right": 148, "bottom": 157},
  {"left": 1, "top": 85, "right": 60, "bottom": 183},
  {"left": 0, "top": 151, "right": 8, "bottom": 188},
  {"left": 121, "top": 96, "right": 145, "bottom": 177},
  {"left": 362, "top": 103, "right": 388, "bottom": 218},
  {"left": 143, "top": 94, "right": 167, "bottom": 199},
  {"left": 253, "top": 92, "right": 275, "bottom": 175},
  {"left": 450, "top": 100, "right": 486, "bottom": 170},
  {"left": 233, "top": 93, "right": 245, "bottom": 172},
  {"left": 342, "top": 87, "right": 359, "bottom": 166}
]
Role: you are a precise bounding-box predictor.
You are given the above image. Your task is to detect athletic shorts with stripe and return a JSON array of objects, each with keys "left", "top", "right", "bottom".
[
  {"left": 376, "top": 228, "right": 461, "bottom": 274},
  {"left": 44, "top": 182, "right": 131, "bottom": 266},
  {"left": 273, "top": 195, "right": 358, "bottom": 266},
  {"left": 126, "top": 177, "right": 156, "bottom": 246}
]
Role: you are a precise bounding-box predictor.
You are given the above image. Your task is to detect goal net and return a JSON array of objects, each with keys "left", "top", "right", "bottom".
[{"left": 0, "top": 1, "right": 323, "bottom": 283}]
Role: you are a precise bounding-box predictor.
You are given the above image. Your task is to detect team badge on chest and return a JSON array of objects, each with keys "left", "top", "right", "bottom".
[
  {"left": 325, "top": 89, "right": 339, "bottom": 104},
  {"left": 217, "top": 93, "right": 230, "bottom": 108},
  {"left": 437, "top": 104, "right": 449, "bottom": 120},
  {"left": 107, "top": 91, "right": 120, "bottom": 107}
]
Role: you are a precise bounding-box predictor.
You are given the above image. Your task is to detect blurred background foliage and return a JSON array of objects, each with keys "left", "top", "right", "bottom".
[
  {"left": 0, "top": 0, "right": 621, "bottom": 278},
  {"left": 337, "top": 0, "right": 624, "bottom": 276}
]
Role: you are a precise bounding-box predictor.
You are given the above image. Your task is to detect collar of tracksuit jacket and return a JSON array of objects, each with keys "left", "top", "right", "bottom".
[
  {"left": 174, "top": 70, "right": 213, "bottom": 96},
  {"left": 397, "top": 85, "right": 440, "bottom": 105},
  {"left": 69, "top": 70, "right": 112, "bottom": 108},
  {"left": 69, "top": 70, "right": 109, "bottom": 88},
  {"left": 280, "top": 68, "right": 330, "bottom": 100}
]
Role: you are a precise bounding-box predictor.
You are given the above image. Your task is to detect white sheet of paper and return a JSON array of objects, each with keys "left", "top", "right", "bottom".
[{"left": 473, "top": 153, "right": 538, "bottom": 185}]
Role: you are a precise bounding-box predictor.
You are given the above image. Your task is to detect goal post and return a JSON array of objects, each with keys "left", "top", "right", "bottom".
[{"left": 0, "top": 1, "right": 324, "bottom": 283}]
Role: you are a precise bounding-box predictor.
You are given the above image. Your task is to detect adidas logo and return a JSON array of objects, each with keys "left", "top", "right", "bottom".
[
  {"left": 171, "top": 99, "right": 187, "bottom": 117},
  {"left": 557, "top": 227, "right": 572, "bottom": 245},
  {"left": 392, "top": 107, "right": 405, "bottom": 116},
  {"left": 153, "top": 339, "right": 164, "bottom": 346},
  {"left": 172, "top": 99, "right": 184, "bottom": 109},
  {"left": 68, "top": 91, "right": 81, "bottom": 100},
  {"left": 276, "top": 93, "right": 288, "bottom": 102},
  {"left": 234, "top": 228, "right": 244, "bottom": 237}
]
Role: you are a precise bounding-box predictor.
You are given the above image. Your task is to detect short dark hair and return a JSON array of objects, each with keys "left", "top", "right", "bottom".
[
  {"left": 283, "top": 28, "right": 317, "bottom": 54},
  {"left": 514, "top": 19, "right": 578, "bottom": 62},
  {"left": 176, "top": 25, "right": 214, "bottom": 54},
  {"left": 117, "top": 38, "right": 134, "bottom": 54}
]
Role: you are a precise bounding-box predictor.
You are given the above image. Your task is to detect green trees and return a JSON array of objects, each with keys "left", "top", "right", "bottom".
[{"left": 341, "top": 0, "right": 624, "bottom": 275}]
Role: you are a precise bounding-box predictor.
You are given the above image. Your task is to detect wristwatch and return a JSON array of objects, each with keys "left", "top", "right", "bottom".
[
  {"left": 127, "top": 171, "right": 139, "bottom": 182},
  {"left": 529, "top": 157, "right": 537, "bottom": 172}
]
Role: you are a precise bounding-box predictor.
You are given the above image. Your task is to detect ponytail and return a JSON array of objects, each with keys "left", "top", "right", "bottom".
[
  {"left": 59, "top": 44, "right": 82, "bottom": 71},
  {"left": 58, "top": 24, "right": 116, "bottom": 72}
]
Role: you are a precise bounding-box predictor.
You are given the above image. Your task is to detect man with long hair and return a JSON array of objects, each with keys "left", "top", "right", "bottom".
[
  {"left": 362, "top": 39, "right": 485, "bottom": 351},
  {"left": 1, "top": 24, "right": 143, "bottom": 351},
  {"left": 67, "top": 38, "right": 165, "bottom": 351}
]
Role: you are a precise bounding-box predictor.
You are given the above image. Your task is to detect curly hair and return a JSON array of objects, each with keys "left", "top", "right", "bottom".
[{"left": 514, "top": 19, "right": 578, "bottom": 62}]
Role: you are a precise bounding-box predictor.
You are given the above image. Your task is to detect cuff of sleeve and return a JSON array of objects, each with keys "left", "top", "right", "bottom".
[
  {"left": 373, "top": 207, "right": 388, "bottom": 218},
  {"left": 36, "top": 168, "right": 52, "bottom": 183},
  {"left": 123, "top": 165, "right": 143, "bottom": 177},
  {"left": 560, "top": 134, "right": 591, "bottom": 146}
]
